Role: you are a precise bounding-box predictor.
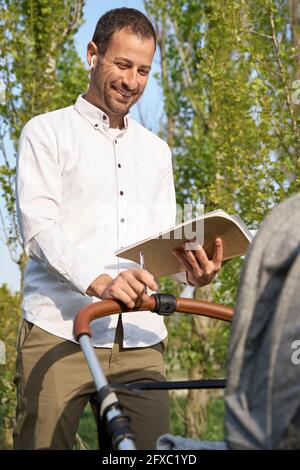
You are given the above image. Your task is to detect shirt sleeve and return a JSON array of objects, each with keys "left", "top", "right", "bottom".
[{"left": 16, "top": 118, "right": 101, "bottom": 295}]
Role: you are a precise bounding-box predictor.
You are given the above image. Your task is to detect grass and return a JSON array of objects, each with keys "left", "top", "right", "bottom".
[
  {"left": 202, "top": 396, "right": 225, "bottom": 441},
  {"left": 76, "top": 403, "right": 98, "bottom": 450},
  {"left": 76, "top": 393, "right": 225, "bottom": 449}
]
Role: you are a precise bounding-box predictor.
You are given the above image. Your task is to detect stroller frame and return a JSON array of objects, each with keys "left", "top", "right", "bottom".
[{"left": 74, "top": 293, "right": 233, "bottom": 451}]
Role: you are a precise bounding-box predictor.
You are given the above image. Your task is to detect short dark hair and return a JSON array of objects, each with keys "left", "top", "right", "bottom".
[{"left": 92, "top": 8, "right": 156, "bottom": 55}]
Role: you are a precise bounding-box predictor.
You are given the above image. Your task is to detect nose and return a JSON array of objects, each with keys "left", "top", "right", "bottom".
[{"left": 122, "top": 69, "right": 138, "bottom": 91}]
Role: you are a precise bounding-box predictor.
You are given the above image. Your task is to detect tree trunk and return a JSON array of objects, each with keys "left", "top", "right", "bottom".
[
  {"left": 289, "top": 0, "right": 300, "bottom": 79},
  {"left": 185, "top": 284, "right": 215, "bottom": 438}
]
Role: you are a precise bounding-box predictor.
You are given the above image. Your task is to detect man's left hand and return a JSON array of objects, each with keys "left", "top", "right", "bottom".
[{"left": 172, "top": 237, "right": 223, "bottom": 287}]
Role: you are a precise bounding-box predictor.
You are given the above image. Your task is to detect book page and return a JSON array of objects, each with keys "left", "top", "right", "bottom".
[{"left": 115, "top": 210, "right": 253, "bottom": 277}]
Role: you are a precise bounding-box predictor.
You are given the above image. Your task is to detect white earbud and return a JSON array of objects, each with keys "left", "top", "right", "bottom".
[{"left": 90, "top": 56, "right": 95, "bottom": 69}]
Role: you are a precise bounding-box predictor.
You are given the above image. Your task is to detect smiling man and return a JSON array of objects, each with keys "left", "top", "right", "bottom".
[
  {"left": 86, "top": 26, "right": 152, "bottom": 128},
  {"left": 14, "top": 8, "right": 222, "bottom": 450}
]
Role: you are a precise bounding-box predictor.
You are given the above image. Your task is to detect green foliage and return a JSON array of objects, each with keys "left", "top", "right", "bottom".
[
  {"left": 0, "top": 0, "right": 87, "bottom": 264},
  {"left": 0, "top": 284, "right": 21, "bottom": 449},
  {"left": 168, "top": 393, "right": 225, "bottom": 441},
  {"left": 0, "top": 0, "right": 86, "bottom": 449},
  {"left": 76, "top": 403, "right": 98, "bottom": 450},
  {"left": 201, "top": 395, "right": 225, "bottom": 441},
  {"left": 1, "top": 0, "right": 299, "bottom": 447},
  {"left": 146, "top": 0, "right": 300, "bottom": 438},
  {"left": 0, "top": 0, "right": 87, "bottom": 141},
  {"left": 169, "top": 394, "right": 187, "bottom": 437},
  {"left": 146, "top": 0, "right": 300, "bottom": 216},
  {"left": 165, "top": 309, "right": 230, "bottom": 378},
  {"left": 77, "top": 397, "right": 192, "bottom": 449},
  {"left": 75, "top": 394, "right": 225, "bottom": 449}
]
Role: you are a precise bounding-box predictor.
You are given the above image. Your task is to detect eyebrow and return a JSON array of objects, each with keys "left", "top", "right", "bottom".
[{"left": 114, "top": 57, "right": 151, "bottom": 70}]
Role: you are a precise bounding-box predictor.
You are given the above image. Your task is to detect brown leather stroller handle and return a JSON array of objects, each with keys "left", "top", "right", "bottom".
[
  {"left": 176, "top": 297, "right": 233, "bottom": 322},
  {"left": 74, "top": 297, "right": 155, "bottom": 340},
  {"left": 73, "top": 295, "right": 233, "bottom": 341}
]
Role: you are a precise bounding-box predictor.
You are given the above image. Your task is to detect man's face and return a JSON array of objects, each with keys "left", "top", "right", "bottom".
[{"left": 90, "top": 28, "right": 155, "bottom": 119}]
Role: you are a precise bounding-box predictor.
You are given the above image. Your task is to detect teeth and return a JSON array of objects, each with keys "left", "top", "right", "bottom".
[{"left": 115, "top": 88, "right": 131, "bottom": 97}]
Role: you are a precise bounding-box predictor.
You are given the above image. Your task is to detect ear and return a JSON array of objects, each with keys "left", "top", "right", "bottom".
[{"left": 87, "top": 41, "right": 98, "bottom": 69}]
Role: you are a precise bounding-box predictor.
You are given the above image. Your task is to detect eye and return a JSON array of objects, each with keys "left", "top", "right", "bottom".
[
  {"left": 139, "top": 69, "right": 149, "bottom": 76},
  {"left": 116, "top": 62, "right": 128, "bottom": 69}
]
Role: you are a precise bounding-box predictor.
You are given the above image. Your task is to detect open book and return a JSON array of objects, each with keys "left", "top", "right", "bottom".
[{"left": 115, "top": 209, "right": 253, "bottom": 277}]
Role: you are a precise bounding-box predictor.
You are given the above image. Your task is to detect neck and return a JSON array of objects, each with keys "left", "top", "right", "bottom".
[{"left": 84, "top": 91, "right": 125, "bottom": 129}]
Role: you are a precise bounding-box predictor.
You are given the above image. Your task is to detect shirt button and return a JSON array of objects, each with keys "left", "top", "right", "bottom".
[
  {"left": 120, "top": 218, "right": 125, "bottom": 223},
  {"left": 103, "top": 115, "right": 107, "bottom": 120},
  {"left": 115, "top": 139, "right": 117, "bottom": 144},
  {"left": 94, "top": 123, "right": 98, "bottom": 127},
  {"left": 120, "top": 191, "right": 123, "bottom": 195},
  {"left": 118, "top": 163, "right": 121, "bottom": 168}
]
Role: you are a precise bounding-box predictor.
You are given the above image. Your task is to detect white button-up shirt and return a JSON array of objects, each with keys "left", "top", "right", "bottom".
[{"left": 16, "top": 94, "right": 182, "bottom": 347}]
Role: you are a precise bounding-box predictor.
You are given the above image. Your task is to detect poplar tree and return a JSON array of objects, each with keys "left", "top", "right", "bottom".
[
  {"left": 146, "top": 0, "right": 300, "bottom": 437},
  {"left": 0, "top": 0, "right": 87, "bottom": 448},
  {"left": 0, "top": 0, "right": 87, "bottom": 283}
]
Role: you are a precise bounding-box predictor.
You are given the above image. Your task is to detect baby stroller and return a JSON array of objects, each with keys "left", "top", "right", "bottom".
[
  {"left": 74, "top": 193, "right": 300, "bottom": 450},
  {"left": 74, "top": 294, "right": 232, "bottom": 450}
]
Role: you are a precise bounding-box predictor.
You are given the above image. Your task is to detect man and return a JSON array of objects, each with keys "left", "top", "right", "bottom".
[{"left": 14, "top": 8, "right": 223, "bottom": 450}]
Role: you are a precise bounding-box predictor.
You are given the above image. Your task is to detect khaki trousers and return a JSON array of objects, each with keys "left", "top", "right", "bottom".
[{"left": 13, "top": 317, "right": 169, "bottom": 450}]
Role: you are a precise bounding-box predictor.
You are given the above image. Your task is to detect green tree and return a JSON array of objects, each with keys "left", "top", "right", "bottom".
[
  {"left": 0, "top": 284, "right": 21, "bottom": 449},
  {"left": 0, "top": 0, "right": 87, "bottom": 284},
  {"left": 0, "top": 0, "right": 87, "bottom": 448},
  {"left": 146, "top": 0, "right": 300, "bottom": 437}
]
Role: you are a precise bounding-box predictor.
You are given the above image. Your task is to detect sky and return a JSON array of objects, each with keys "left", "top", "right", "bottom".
[{"left": 0, "top": 0, "right": 164, "bottom": 292}]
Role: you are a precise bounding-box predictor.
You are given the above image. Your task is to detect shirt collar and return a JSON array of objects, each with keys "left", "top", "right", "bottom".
[{"left": 74, "top": 94, "right": 130, "bottom": 132}]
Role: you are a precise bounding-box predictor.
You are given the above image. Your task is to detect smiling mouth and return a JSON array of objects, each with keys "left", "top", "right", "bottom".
[{"left": 112, "top": 86, "right": 133, "bottom": 99}]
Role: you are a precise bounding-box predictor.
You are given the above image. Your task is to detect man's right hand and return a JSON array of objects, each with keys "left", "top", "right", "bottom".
[{"left": 86, "top": 269, "right": 158, "bottom": 309}]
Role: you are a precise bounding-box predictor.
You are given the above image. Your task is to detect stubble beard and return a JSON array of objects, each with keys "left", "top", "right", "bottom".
[
  {"left": 94, "top": 66, "right": 142, "bottom": 118},
  {"left": 95, "top": 78, "right": 139, "bottom": 118}
]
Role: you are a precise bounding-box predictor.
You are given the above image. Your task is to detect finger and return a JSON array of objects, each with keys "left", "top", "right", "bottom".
[
  {"left": 134, "top": 293, "right": 150, "bottom": 308},
  {"left": 103, "top": 286, "right": 135, "bottom": 309},
  {"left": 184, "top": 242, "right": 210, "bottom": 270},
  {"left": 125, "top": 274, "right": 150, "bottom": 297},
  {"left": 134, "top": 269, "right": 158, "bottom": 290},
  {"left": 119, "top": 270, "right": 157, "bottom": 299},
  {"left": 173, "top": 249, "right": 198, "bottom": 275},
  {"left": 119, "top": 270, "right": 147, "bottom": 293},
  {"left": 182, "top": 248, "right": 205, "bottom": 277},
  {"left": 116, "top": 273, "right": 141, "bottom": 297},
  {"left": 114, "top": 280, "right": 150, "bottom": 307},
  {"left": 212, "top": 237, "right": 223, "bottom": 267},
  {"left": 172, "top": 248, "right": 185, "bottom": 269}
]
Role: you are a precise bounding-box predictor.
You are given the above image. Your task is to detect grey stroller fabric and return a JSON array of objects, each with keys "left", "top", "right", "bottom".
[
  {"left": 225, "top": 193, "right": 300, "bottom": 449},
  {"left": 157, "top": 433, "right": 227, "bottom": 450}
]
